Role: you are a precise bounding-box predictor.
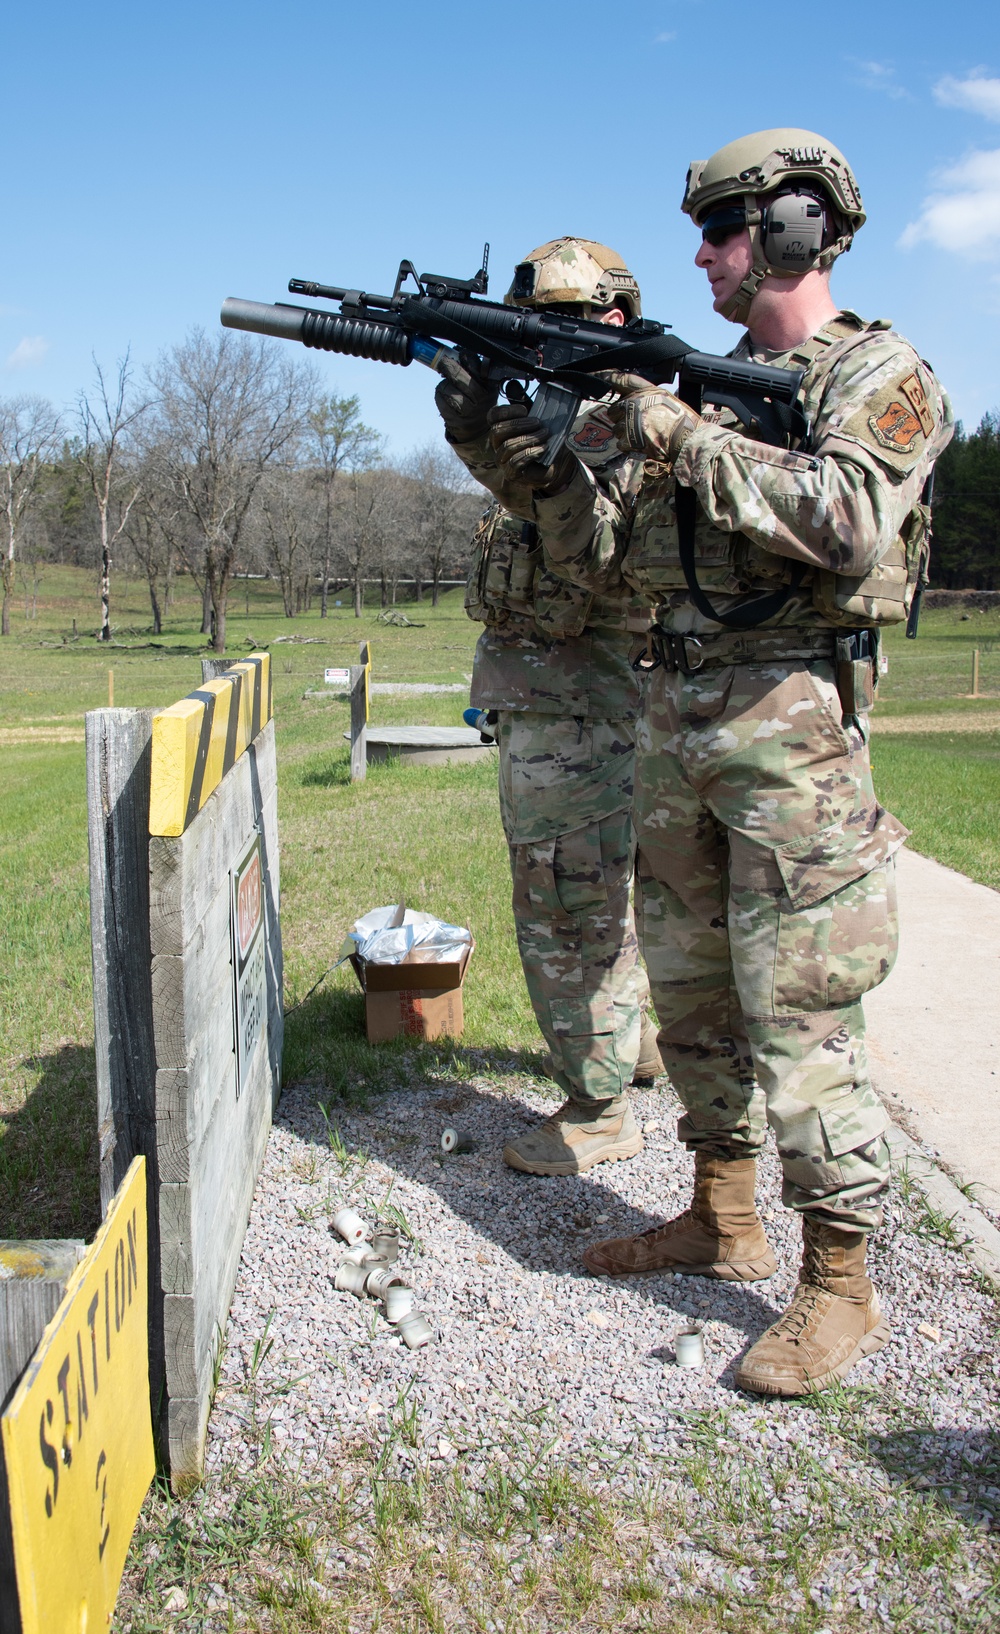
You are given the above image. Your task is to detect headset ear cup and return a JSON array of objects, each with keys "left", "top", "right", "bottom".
[{"left": 761, "top": 193, "right": 827, "bottom": 273}]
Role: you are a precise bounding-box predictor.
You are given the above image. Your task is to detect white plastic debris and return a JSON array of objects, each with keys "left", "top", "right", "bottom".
[
  {"left": 674, "top": 1324, "right": 705, "bottom": 1368},
  {"left": 440, "top": 1127, "right": 459, "bottom": 1154},
  {"left": 341, "top": 904, "right": 472, "bottom": 967},
  {"left": 396, "top": 1310, "right": 434, "bottom": 1349},
  {"left": 384, "top": 1283, "right": 416, "bottom": 1323},
  {"left": 332, "top": 1208, "right": 367, "bottom": 1244}
]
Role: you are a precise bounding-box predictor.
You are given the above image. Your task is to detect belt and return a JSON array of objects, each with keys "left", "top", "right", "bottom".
[{"left": 633, "top": 626, "right": 837, "bottom": 675}]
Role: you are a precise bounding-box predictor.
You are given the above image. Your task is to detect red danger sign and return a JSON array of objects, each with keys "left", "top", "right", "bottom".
[{"left": 231, "top": 832, "right": 267, "bottom": 1098}]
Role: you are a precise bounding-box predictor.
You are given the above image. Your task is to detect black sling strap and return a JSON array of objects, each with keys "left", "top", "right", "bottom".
[{"left": 675, "top": 485, "right": 806, "bottom": 629}]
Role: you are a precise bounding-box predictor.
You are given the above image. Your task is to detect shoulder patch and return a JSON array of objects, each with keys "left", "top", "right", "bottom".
[
  {"left": 898, "top": 372, "right": 935, "bottom": 438},
  {"left": 571, "top": 421, "right": 616, "bottom": 453},
  {"left": 868, "top": 399, "right": 923, "bottom": 455}
]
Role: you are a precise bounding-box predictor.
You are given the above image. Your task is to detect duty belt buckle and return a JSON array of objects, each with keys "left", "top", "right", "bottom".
[{"left": 679, "top": 635, "right": 704, "bottom": 674}]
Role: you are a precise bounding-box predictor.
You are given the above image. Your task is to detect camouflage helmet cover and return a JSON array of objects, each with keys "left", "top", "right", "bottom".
[
  {"left": 505, "top": 237, "right": 642, "bottom": 320},
  {"left": 682, "top": 129, "right": 865, "bottom": 322}
]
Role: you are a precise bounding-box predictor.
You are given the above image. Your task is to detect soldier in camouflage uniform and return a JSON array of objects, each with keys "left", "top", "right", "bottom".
[
  {"left": 487, "top": 134, "right": 953, "bottom": 1392},
  {"left": 436, "top": 238, "right": 663, "bottom": 1177}
]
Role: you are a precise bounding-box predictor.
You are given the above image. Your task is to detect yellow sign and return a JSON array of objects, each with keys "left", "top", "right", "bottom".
[
  {"left": 149, "top": 651, "right": 272, "bottom": 837},
  {"left": 1, "top": 1158, "right": 155, "bottom": 1634}
]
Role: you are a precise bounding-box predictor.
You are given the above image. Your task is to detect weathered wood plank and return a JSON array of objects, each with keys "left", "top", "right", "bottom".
[
  {"left": 86, "top": 709, "right": 158, "bottom": 1211},
  {"left": 349, "top": 665, "right": 367, "bottom": 783},
  {"left": 0, "top": 1241, "right": 85, "bottom": 1634},
  {"left": 85, "top": 706, "right": 165, "bottom": 1449},
  {"left": 149, "top": 717, "right": 282, "bottom": 1490},
  {"left": 149, "top": 726, "right": 278, "bottom": 957}
]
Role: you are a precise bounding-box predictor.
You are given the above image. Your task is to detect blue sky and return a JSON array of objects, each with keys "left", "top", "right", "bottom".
[{"left": 3, "top": 1, "right": 998, "bottom": 453}]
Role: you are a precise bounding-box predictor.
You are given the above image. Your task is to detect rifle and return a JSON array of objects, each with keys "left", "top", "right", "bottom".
[{"left": 220, "top": 245, "right": 808, "bottom": 456}]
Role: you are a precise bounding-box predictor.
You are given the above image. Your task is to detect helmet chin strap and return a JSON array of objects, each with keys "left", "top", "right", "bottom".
[{"left": 718, "top": 191, "right": 770, "bottom": 325}]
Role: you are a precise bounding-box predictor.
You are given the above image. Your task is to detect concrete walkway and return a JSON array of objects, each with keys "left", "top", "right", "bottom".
[{"left": 866, "top": 848, "right": 1000, "bottom": 1210}]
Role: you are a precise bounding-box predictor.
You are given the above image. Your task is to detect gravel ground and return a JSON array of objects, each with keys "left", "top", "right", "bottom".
[{"left": 191, "top": 1069, "right": 1000, "bottom": 1629}]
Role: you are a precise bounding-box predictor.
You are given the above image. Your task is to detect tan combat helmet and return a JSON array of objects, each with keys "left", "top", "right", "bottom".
[
  {"left": 682, "top": 129, "right": 866, "bottom": 323},
  {"left": 505, "top": 237, "right": 641, "bottom": 320}
]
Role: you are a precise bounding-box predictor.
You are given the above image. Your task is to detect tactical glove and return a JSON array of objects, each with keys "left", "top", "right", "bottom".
[
  {"left": 487, "top": 401, "right": 576, "bottom": 495},
  {"left": 605, "top": 372, "right": 702, "bottom": 462},
  {"left": 434, "top": 351, "right": 500, "bottom": 442}
]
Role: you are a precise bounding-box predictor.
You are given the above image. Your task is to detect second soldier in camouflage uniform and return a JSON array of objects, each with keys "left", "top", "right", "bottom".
[
  {"left": 488, "top": 135, "right": 953, "bottom": 1391},
  {"left": 436, "top": 238, "right": 663, "bottom": 1176}
]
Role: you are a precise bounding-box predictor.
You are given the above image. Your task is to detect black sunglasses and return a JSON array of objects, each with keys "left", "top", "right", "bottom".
[{"left": 700, "top": 205, "right": 748, "bottom": 247}]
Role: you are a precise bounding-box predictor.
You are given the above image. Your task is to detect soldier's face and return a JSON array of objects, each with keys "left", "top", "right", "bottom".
[{"left": 695, "top": 227, "right": 753, "bottom": 314}]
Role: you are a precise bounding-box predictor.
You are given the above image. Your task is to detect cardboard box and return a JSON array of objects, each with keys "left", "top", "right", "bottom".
[{"left": 350, "top": 941, "right": 473, "bottom": 1043}]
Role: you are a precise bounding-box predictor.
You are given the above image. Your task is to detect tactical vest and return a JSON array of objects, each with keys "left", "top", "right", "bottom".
[
  {"left": 466, "top": 503, "right": 649, "bottom": 639},
  {"left": 622, "top": 315, "right": 933, "bottom": 630}
]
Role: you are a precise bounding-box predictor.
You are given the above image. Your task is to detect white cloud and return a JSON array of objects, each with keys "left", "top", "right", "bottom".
[
  {"left": 4, "top": 336, "right": 49, "bottom": 369},
  {"left": 900, "top": 148, "right": 1000, "bottom": 258},
  {"left": 935, "top": 72, "right": 1000, "bottom": 122},
  {"left": 655, "top": 30, "right": 676, "bottom": 42},
  {"left": 852, "top": 59, "right": 909, "bottom": 100}
]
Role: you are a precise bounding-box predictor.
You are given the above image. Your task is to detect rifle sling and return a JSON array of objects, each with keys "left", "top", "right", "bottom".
[{"left": 675, "top": 485, "right": 806, "bottom": 630}]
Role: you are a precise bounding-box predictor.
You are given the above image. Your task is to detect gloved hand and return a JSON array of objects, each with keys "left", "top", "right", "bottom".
[
  {"left": 604, "top": 372, "right": 702, "bottom": 461},
  {"left": 434, "top": 351, "right": 499, "bottom": 442},
  {"left": 487, "top": 401, "right": 576, "bottom": 495}
]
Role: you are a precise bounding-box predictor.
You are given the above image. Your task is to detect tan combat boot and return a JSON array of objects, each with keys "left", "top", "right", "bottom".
[
  {"left": 632, "top": 1014, "right": 665, "bottom": 1087},
  {"left": 734, "top": 1217, "right": 890, "bottom": 1397},
  {"left": 582, "top": 1152, "right": 777, "bottom": 1280},
  {"left": 503, "top": 1096, "right": 643, "bottom": 1177}
]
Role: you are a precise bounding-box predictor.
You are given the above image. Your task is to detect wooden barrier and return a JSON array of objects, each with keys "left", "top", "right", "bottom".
[
  {"left": 1, "top": 1243, "right": 85, "bottom": 1632},
  {"left": 86, "top": 654, "right": 282, "bottom": 1491},
  {"left": 0, "top": 1162, "right": 153, "bottom": 1634}
]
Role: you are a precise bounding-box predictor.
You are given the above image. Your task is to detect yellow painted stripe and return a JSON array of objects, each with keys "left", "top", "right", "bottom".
[{"left": 149, "top": 652, "right": 272, "bottom": 837}]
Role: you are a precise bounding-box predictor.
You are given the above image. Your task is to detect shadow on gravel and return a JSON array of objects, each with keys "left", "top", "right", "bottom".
[
  {"left": 278, "top": 1056, "right": 787, "bottom": 1353},
  {"left": 868, "top": 1425, "right": 1000, "bottom": 1524}
]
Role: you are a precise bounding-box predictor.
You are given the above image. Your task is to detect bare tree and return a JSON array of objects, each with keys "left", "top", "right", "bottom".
[
  {"left": 150, "top": 329, "right": 313, "bottom": 652},
  {"left": 78, "top": 353, "right": 149, "bottom": 642},
  {"left": 254, "top": 465, "right": 315, "bottom": 618},
  {"left": 0, "top": 396, "right": 62, "bottom": 637},
  {"left": 120, "top": 448, "right": 179, "bottom": 635},
  {"left": 403, "top": 443, "right": 478, "bottom": 605},
  {"left": 306, "top": 393, "right": 380, "bottom": 617},
  {"left": 334, "top": 463, "right": 405, "bottom": 618}
]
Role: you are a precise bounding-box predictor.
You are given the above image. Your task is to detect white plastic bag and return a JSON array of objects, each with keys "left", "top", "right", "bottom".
[{"left": 341, "top": 905, "right": 472, "bottom": 966}]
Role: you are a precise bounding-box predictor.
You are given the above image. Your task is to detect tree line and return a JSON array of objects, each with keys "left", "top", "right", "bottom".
[
  {"left": 929, "top": 413, "right": 1000, "bottom": 590},
  {"left": 0, "top": 329, "right": 482, "bottom": 648},
  {"left": 4, "top": 338, "right": 998, "bottom": 642}
]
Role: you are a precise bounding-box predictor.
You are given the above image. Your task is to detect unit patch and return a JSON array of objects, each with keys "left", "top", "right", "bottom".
[
  {"left": 868, "top": 400, "right": 923, "bottom": 455},
  {"left": 572, "top": 421, "right": 615, "bottom": 453},
  {"left": 898, "top": 372, "right": 935, "bottom": 437}
]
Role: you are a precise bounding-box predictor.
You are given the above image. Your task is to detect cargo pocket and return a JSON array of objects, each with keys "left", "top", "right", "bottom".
[
  {"left": 771, "top": 807, "right": 909, "bottom": 1013},
  {"left": 548, "top": 993, "right": 625, "bottom": 1101},
  {"left": 819, "top": 1083, "right": 889, "bottom": 1168}
]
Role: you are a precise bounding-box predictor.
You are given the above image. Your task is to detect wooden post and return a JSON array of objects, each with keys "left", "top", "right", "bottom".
[
  {"left": 85, "top": 708, "right": 163, "bottom": 1432},
  {"left": 1, "top": 1240, "right": 85, "bottom": 1634},
  {"left": 201, "top": 657, "right": 237, "bottom": 683},
  {"left": 972, "top": 648, "right": 980, "bottom": 698},
  {"left": 359, "top": 640, "right": 371, "bottom": 722},
  {"left": 349, "top": 664, "right": 367, "bottom": 782}
]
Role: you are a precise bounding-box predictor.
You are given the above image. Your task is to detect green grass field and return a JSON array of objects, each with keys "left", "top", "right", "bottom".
[
  {"left": 2, "top": 568, "right": 998, "bottom": 1241},
  {"left": 3, "top": 567, "right": 999, "bottom": 1632}
]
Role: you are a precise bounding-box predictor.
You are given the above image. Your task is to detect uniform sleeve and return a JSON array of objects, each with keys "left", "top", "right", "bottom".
[
  {"left": 445, "top": 430, "right": 540, "bottom": 522},
  {"left": 673, "top": 344, "right": 954, "bottom": 576},
  {"left": 530, "top": 446, "right": 646, "bottom": 592}
]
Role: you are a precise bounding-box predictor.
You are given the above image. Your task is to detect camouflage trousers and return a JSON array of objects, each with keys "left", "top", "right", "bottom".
[
  {"left": 497, "top": 711, "right": 646, "bottom": 1105},
  {"left": 634, "top": 659, "right": 907, "bottom": 1231}
]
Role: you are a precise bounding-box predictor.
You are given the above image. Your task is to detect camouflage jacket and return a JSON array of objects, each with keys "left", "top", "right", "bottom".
[
  {"left": 531, "top": 311, "right": 954, "bottom": 636},
  {"left": 450, "top": 405, "right": 650, "bottom": 718}
]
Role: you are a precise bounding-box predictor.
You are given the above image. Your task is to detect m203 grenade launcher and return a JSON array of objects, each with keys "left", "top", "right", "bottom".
[{"left": 220, "top": 245, "right": 808, "bottom": 457}]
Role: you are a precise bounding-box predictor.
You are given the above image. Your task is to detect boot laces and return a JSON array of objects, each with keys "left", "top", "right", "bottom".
[{"left": 772, "top": 1284, "right": 825, "bottom": 1345}]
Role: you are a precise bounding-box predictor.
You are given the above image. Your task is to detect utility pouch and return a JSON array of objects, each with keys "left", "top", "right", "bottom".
[{"left": 835, "top": 630, "right": 878, "bottom": 718}]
